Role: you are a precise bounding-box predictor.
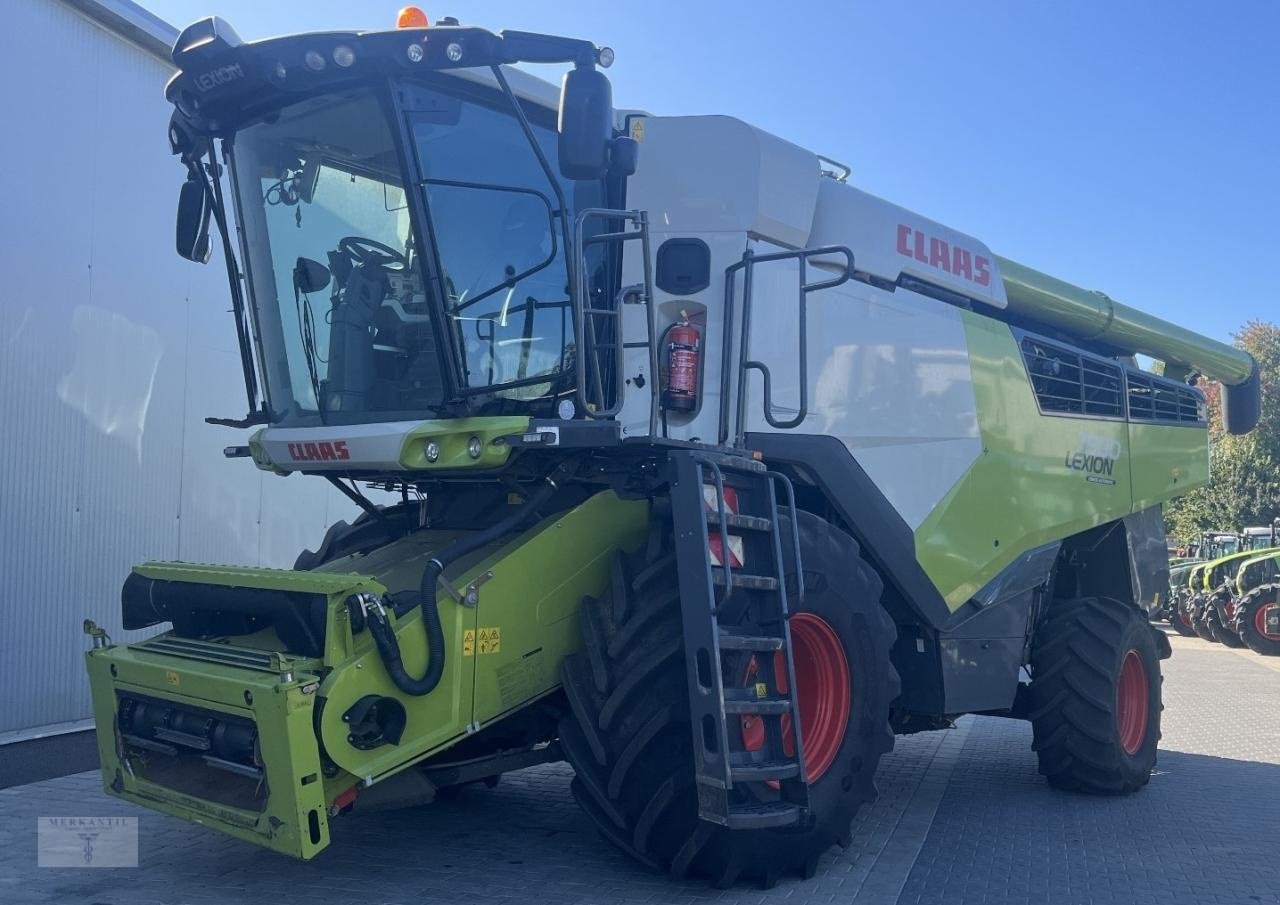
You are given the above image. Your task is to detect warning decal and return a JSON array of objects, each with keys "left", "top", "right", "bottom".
[
  {"left": 496, "top": 651, "right": 545, "bottom": 709},
  {"left": 463, "top": 629, "right": 476, "bottom": 657},
  {"left": 477, "top": 627, "right": 502, "bottom": 655}
]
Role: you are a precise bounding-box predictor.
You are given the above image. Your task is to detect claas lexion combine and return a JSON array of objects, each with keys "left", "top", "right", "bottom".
[{"left": 82, "top": 9, "right": 1262, "bottom": 885}]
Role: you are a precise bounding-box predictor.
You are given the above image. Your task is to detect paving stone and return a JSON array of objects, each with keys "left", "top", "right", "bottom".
[{"left": 2, "top": 630, "right": 1276, "bottom": 903}]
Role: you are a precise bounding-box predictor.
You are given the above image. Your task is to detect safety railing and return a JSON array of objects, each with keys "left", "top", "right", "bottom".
[
  {"left": 718, "top": 245, "right": 854, "bottom": 446},
  {"left": 572, "top": 208, "right": 658, "bottom": 436}
]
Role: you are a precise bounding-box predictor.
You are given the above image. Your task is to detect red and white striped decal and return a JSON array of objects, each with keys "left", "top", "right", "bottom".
[
  {"left": 708, "top": 533, "right": 745, "bottom": 568},
  {"left": 703, "top": 484, "right": 739, "bottom": 516}
]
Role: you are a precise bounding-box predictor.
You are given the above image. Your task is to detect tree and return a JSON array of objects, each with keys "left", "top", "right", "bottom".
[{"left": 1164, "top": 320, "right": 1280, "bottom": 540}]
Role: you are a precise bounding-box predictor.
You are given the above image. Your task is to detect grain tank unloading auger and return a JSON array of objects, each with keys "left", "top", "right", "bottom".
[{"left": 82, "top": 8, "right": 1259, "bottom": 887}]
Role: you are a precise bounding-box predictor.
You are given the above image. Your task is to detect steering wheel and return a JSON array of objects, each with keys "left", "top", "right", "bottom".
[{"left": 338, "top": 236, "right": 406, "bottom": 272}]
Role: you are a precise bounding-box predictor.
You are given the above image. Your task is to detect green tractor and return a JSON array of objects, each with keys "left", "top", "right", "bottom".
[
  {"left": 1164, "top": 558, "right": 1203, "bottom": 637},
  {"left": 1187, "top": 546, "right": 1278, "bottom": 647},
  {"left": 80, "top": 13, "right": 1262, "bottom": 885},
  {"left": 1228, "top": 521, "right": 1280, "bottom": 654},
  {"left": 1231, "top": 553, "right": 1280, "bottom": 655}
]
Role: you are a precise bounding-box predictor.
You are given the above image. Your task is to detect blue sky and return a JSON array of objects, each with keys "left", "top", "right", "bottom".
[{"left": 145, "top": 0, "right": 1278, "bottom": 343}]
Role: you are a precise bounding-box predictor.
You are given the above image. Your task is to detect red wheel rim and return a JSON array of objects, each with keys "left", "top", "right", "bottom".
[
  {"left": 1116, "top": 649, "right": 1149, "bottom": 755},
  {"left": 740, "top": 613, "right": 851, "bottom": 782},
  {"left": 1256, "top": 604, "right": 1280, "bottom": 641},
  {"left": 1178, "top": 609, "right": 1194, "bottom": 631}
]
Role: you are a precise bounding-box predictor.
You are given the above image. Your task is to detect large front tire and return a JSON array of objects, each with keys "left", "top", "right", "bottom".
[
  {"left": 1235, "top": 584, "right": 1280, "bottom": 656},
  {"left": 558, "top": 508, "right": 898, "bottom": 886},
  {"left": 1029, "top": 596, "right": 1163, "bottom": 794},
  {"left": 1206, "top": 598, "right": 1246, "bottom": 648}
]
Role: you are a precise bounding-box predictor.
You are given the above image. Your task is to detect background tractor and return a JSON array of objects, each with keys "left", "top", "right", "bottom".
[
  {"left": 1231, "top": 556, "right": 1280, "bottom": 654},
  {"left": 81, "top": 10, "right": 1261, "bottom": 886}
]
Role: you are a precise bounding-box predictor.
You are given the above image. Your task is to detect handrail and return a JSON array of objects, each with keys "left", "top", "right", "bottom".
[
  {"left": 719, "top": 246, "right": 854, "bottom": 446},
  {"left": 572, "top": 208, "right": 657, "bottom": 433}
]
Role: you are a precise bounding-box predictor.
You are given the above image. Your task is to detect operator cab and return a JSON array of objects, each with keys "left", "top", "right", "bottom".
[{"left": 168, "top": 15, "right": 630, "bottom": 429}]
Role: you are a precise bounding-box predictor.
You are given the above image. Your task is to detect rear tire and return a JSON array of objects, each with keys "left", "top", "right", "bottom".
[
  {"left": 1169, "top": 597, "right": 1198, "bottom": 638},
  {"left": 1029, "top": 596, "right": 1162, "bottom": 794},
  {"left": 558, "top": 508, "right": 898, "bottom": 886},
  {"left": 1235, "top": 584, "right": 1280, "bottom": 656}
]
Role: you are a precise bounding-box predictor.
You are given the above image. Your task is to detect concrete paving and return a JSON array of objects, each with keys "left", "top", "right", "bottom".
[{"left": 3, "top": 628, "right": 1277, "bottom": 904}]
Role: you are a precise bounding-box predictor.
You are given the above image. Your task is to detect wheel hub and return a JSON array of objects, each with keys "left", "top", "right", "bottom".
[
  {"left": 1256, "top": 604, "right": 1280, "bottom": 641},
  {"left": 740, "top": 613, "right": 851, "bottom": 782},
  {"left": 1116, "top": 649, "right": 1149, "bottom": 755}
]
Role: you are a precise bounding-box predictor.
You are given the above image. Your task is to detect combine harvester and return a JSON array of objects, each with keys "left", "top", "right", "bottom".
[{"left": 81, "top": 9, "right": 1261, "bottom": 885}]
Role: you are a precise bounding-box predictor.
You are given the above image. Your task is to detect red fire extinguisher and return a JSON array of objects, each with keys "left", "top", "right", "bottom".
[{"left": 663, "top": 312, "right": 700, "bottom": 412}]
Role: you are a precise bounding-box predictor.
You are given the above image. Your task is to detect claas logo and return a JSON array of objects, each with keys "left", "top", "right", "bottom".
[
  {"left": 896, "top": 224, "right": 991, "bottom": 287},
  {"left": 287, "top": 441, "right": 351, "bottom": 462}
]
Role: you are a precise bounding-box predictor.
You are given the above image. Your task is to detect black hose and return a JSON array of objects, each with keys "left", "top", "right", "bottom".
[{"left": 366, "top": 476, "right": 560, "bottom": 696}]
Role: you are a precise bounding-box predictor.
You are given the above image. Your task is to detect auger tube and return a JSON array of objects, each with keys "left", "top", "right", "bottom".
[{"left": 997, "top": 257, "right": 1255, "bottom": 386}]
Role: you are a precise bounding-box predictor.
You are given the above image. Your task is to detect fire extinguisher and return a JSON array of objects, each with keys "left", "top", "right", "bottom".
[{"left": 662, "top": 312, "right": 700, "bottom": 412}]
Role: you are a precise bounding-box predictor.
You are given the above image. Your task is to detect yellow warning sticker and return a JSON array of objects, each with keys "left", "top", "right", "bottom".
[
  {"left": 477, "top": 626, "right": 502, "bottom": 655},
  {"left": 629, "top": 118, "right": 645, "bottom": 142},
  {"left": 754, "top": 682, "right": 768, "bottom": 699},
  {"left": 165, "top": 670, "right": 180, "bottom": 687},
  {"left": 463, "top": 629, "right": 476, "bottom": 657}
]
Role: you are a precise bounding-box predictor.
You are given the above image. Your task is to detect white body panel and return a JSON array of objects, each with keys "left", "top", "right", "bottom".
[
  {"left": 616, "top": 116, "right": 823, "bottom": 441},
  {"left": 808, "top": 179, "right": 1007, "bottom": 309},
  {"left": 619, "top": 114, "right": 986, "bottom": 529},
  {"left": 258, "top": 420, "right": 423, "bottom": 472},
  {"left": 742, "top": 267, "right": 982, "bottom": 530},
  {"left": 0, "top": 0, "right": 367, "bottom": 743}
]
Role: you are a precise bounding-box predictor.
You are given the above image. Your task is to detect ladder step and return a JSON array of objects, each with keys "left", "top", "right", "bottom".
[
  {"left": 723, "top": 697, "right": 792, "bottom": 716},
  {"left": 729, "top": 760, "right": 801, "bottom": 783},
  {"left": 712, "top": 570, "right": 779, "bottom": 591},
  {"left": 706, "top": 511, "right": 772, "bottom": 532},
  {"left": 717, "top": 630, "right": 785, "bottom": 652},
  {"left": 724, "top": 801, "right": 802, "bottom": 830}
]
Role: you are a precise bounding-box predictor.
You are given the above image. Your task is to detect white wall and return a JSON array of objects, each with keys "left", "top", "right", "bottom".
[{"left": 0, "top": 0, "right": 362, "bottom": 740}]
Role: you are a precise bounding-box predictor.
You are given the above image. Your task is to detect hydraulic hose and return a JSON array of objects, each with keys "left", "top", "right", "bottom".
[{"left": 366, "top": 476, "right": 561, "bottom": 696}]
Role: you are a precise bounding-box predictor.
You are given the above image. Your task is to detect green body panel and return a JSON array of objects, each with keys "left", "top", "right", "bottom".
[
  {"left": 311, "top": 492, "right": 647, "bottom": 783},
  {"left": 914, "top": 312, "right": 1213, "bottom": 609},
  {"left": 1127, "top": 424, "right": 1209, "bottom": 512},
  {"left": 398, "top": 417, "right": 530, "bottom": 470},
  {"left": 85, "top": 644, "right": 332, "bottom": 858},
  {"left": 84, "top": 491, "right": 647, "bottom": 858},
  {"left": 916, "top": 313, "right": 1134, "bottom": 609},
  {"left": 998, "top": 257, "right": 1255, "bottom": 386}
]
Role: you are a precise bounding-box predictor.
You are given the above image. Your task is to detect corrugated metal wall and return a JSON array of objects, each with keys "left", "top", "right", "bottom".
[{"left": 0, "top": 0, "right": 364, "bottom": 741}]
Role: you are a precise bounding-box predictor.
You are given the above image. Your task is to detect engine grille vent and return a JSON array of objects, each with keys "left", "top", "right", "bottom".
[{"left": 1021, "top": 337, "right": 1124, "bottom": 418}]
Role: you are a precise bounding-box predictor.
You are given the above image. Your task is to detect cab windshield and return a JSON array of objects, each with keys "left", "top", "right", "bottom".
[{"left": 229, "top": 80, "right": 586, "bottom": 425}]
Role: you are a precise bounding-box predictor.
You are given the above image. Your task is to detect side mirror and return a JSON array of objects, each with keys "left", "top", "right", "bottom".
[
  {"left": 294, "top": 257, "right": 331, "bottom": 295},
  {"left": 297, "top": 156, "right": 322, "bottom": 204},
  {"left": 176, "top": 176, "right": 212, "bottom": 263},
  {"left": 558, "top": 66, "right": 613, "bottom": 181}
]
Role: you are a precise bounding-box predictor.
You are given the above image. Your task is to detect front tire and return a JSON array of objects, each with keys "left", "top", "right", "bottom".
[
  {"left": 1235, "top": 584, "right": 1280, "bottom": 656},
  {"left": 558, "top": 508, "right": 898, "bottom": 886},
  {"left": 1190, "top": 595, "right": 1217, "bottom": 642},
  {"left": 1029, "top": 596, "right": 1163, "bottom": 794},
  {"left": 1205, "top": 598, "right": 1245, "bottom": 648}
]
